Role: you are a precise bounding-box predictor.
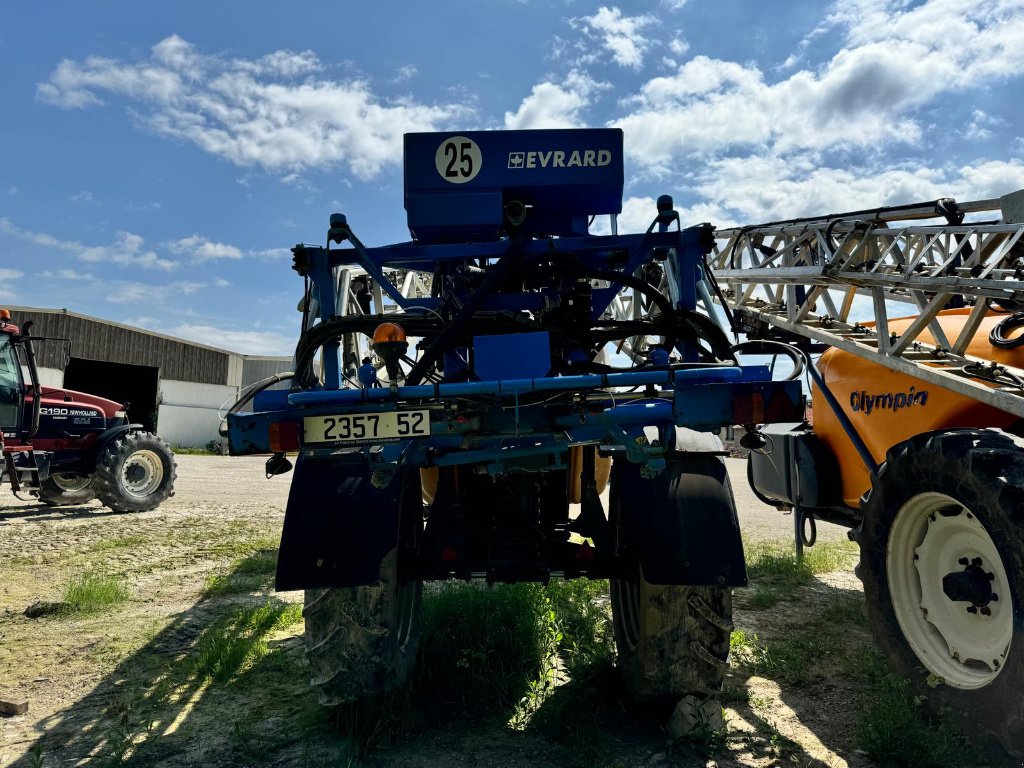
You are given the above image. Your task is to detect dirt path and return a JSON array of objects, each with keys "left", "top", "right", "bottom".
[{"left": 0, "top": 456, "right": 941, "bottom": 767}]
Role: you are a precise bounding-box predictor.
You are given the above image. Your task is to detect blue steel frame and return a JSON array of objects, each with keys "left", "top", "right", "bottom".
[{"left": 227, "top": 223, "right": 802, "bottom": 472}]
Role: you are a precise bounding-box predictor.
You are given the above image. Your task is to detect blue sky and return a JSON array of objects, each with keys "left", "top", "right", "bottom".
[{"left": 1, "top": 0, "right": 1022, "bottom": 354}]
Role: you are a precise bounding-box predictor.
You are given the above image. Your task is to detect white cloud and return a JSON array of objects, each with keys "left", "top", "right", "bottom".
[
  {"left": 690, "top": 156, "right": 1024, "bottom": 226},
  {"left": 0, "top": 268, "right": 24, "bottom": 281},
  {"left": 250, "top": 247, "right": 292, "bottom": 260},
  {"left": 614, "top": 1, "right": 1024, "bottom": 172},
  {"left": 392, "top": 65, "right": 418, "bottom": 83},
  {"left": 668, "top": 36, "right": 689, "bottom": 56},
  {"left": 964, "top": 109, "right": 1005, "bottom": 141},
  {"left": 38, "top": 35, "right": 470, "bottom": 179},
  {"left": 106, "top": 280, "right": 205, "bottom": 304},
  {"left": 41, "top": 269, "right": 95, "bottom": 281},
  {"left": 576, "top": 7, "right": 656, "bottom": 70},
  {"left": 167, "top": 323, "right": 293, "bottom": 355},
  {"left": 0, "top": 218, "right": 177, "bottom": 271},
  {"left": 70, "top": 190, "right": 96, "bottom": 203},
  {"left": 504, "top": 70, "right": 606, "bottom": 129},
  {"left": 168, "top": 234, "right": 243, "bottom": 261}
]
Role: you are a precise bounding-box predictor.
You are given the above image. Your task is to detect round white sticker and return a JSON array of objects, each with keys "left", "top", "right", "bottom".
[{"left": 435, "top": 136, "right": 482, "bottom": 184}]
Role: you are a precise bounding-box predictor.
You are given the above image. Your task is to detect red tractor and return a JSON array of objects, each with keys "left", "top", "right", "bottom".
[{"left": 0, "top": 310, "right": 176, "bottom": 512}]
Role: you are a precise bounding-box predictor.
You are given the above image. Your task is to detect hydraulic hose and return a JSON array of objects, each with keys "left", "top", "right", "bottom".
[{"left": 990, "top": 312, "right": 1024, "bottom": 349}]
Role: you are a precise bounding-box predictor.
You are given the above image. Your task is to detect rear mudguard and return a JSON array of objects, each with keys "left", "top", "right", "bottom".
[
  {"left": 275, "top": 453, "right": 402, "bottom": 591},
  {"left": 612, "top": 427, "right": 747, "bottom": 587}
]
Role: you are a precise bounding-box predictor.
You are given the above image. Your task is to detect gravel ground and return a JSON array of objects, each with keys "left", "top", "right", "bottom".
[{"left": 0, "top": 454, "right": 865, "bottom": 768}]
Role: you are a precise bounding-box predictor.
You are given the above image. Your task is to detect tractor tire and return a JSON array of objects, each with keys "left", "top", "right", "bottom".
[
  {"left": 858, "top": 428, "right": 1024, "bottom": 760},
  {"left": 610, "top": 457, "right": 735, "bottom": 701},
  {"left": 93, "top": 431, "right": 176, "bottom": 513},
  {"left": 37, "top": 474, "right": 96, "bottom": 506},
  {"left": 302, "top": 470, "right": 423, "bottom": 707}
]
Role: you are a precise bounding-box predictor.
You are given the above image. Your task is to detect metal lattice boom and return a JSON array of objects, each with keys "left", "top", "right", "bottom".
[{"left": 710, "top": 190, "right": 1024, "bottom": 418}]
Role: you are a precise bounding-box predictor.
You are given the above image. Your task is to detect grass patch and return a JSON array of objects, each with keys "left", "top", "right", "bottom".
[
  {"left": 544, "top": 578, "right": 613, "bottom": 676},
  {"left": 204, "top": 550, "right": 278, "bottom": 596},
  {"left": 853, "top": 650, "right": 978, "bottom": 768},
  {"left": 415, "top": 582, "right": 553, "bottom": 711},
  {"left": 90, "top": 535, "right": 148, "bottom": 552},
  {"left": 819, "top": 590, "right": 865, "bottom": 624},
  {"left": 192, "top": 601, "right": 303, "bottom": 685},
  {"left": 61, "top": 570, "right": 130, "bottom": 614},
  {"left": 414, "top": 578, "right": 611, "bottom": 716},
  {"left": 740, "top": 539, "right": 859, "bottom": 609},
  {"left": 730, "top": 629, "right": 841, "bottom": 687}
]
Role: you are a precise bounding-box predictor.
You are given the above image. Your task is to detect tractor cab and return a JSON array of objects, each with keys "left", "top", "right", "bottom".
[{"left": 0, "top": 322, "right": 25, "bottom": 435}]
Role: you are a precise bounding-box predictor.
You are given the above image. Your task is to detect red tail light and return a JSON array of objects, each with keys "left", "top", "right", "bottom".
[
  {"left": 732, "top": 392, "right": 765, "bottom": 425},
  {"left": 269, "top": 421, "right": 300, "bottom": 452}
]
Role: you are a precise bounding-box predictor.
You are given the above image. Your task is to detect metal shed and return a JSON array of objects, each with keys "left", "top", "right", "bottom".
[{"left": 7, "top": 306, "right": 290, "bottom": 449}]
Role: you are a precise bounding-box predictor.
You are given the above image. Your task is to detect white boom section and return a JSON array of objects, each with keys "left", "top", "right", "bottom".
[{"left": 710, "top": 190, "right": 1024, "bottom": 418}]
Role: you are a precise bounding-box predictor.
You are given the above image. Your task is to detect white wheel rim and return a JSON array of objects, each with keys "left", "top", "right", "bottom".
[
  {"left": 887, "top": 491, "right": 1012, "bottom": 689},
  {"left": 52, "top": 474, "right": 91, "bottom": 492},
  {"left": 120, "top": 449, "right": 164, "bottom": 498}
]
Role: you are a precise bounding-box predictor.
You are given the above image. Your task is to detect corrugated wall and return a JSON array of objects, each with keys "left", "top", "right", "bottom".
[
  {"left": 242, "top": 356, "right": 294, "bottom": 391},
  {"left": 158, "top": 379, "right": 239, "bottom": 448},
  {"left": 9, "top": 307, "right": 235, "bottom": 385}
]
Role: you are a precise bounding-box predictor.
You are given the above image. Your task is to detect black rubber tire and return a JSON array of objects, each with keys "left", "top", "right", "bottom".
[
  {"left": 610, "top": 456, "right": 735, "bottom": 700},
  {"left": 37, "top": 474, "right": 96, "bottom": 506},
  {"left": 302, "top": 471, "right": 423, "bottom": 707},
  {"left": 93, "top": 431, "right": 176, "bottom": 513},
  {"left": 859, "top": 428, "right": 1024, "bottom": 760}
]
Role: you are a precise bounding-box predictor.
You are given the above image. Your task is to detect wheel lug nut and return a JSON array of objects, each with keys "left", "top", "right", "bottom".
[
  {"left": 967, "top": 605, "right": 978, "bottom": 614},
  {"left": 971, "top": 557, "right": 983, "bottom": 567},
  {"left": 991, "top": 593, "right": 999, "bottom": 602},
  {"left": 980, "top": 607, "right": 992, "bottom": 616},
  {"left": 958, "top": 557, "right": 969, "bottom": 566}
]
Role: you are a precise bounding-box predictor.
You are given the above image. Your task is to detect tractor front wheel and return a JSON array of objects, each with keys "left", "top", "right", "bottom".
[
  {"left": 37, "top": 474, "right": 96, "bottom": 506},
  {"left": 859, "top": 428, "right": 1024, "bottom": 760},
  {"left": 94, "top": 431, "right": 177, "bottom": 513}
]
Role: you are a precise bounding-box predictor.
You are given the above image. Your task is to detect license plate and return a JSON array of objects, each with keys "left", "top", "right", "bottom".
[{"left": 302, "top": 410, "right": 430, "bottom": 445}]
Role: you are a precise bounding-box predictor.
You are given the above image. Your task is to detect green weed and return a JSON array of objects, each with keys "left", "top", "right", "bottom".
[
  {"left": 192, "top": 601, "right": 302, "bottom": 685},
  {"left": 852, "top": 650, "right": 978, "bottom": 768},
  {"left": 204, "top": 550, "right": 278, "bottom": 596},
  {"left": 544, "top": 578, "right": 613, "bottom": 675},
  {"left": 90, "top": 535, "right": 148, "bottom": 552},
  {"left": 729, "top": 629, "right": 839, "bottom": 687},
  {"left": 61, "top": 570, "right": 130, "bottom": 614},
  {"left": 746, "top": 539, "right": 857, "bottom": 581},
  {"left": 416, "top": 582, "right": 550, "bottom": 711}
]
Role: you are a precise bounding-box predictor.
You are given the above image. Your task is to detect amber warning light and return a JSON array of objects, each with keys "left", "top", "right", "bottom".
[{"left": 372, "top": 322, "right": 408, "bottom": 383}]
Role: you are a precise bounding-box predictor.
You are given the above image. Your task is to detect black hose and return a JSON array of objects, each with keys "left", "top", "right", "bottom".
[
  {"left": 404, "top": 231, "right": 530, "bottom": 386},
  {"left": 990, "top": 312, "right": 1024, "bottom": 349},
  {"left": 229, "top": 372, "right": 295, "bottom": 415}
]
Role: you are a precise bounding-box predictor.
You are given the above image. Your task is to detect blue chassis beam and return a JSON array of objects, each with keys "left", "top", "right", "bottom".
[{"left": 227, "top": 366, "right": 802, "bottom": 469}]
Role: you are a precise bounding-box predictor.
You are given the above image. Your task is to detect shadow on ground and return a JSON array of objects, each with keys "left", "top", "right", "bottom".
[
  {"left": 12, "top": 554, "right": 344, "bottom": 768},
  {"left": 12, "top": 571, "right": 882, "bottom": 768},
  {"left": 0, "top": 500, "right": 127, "bottom": 523}
]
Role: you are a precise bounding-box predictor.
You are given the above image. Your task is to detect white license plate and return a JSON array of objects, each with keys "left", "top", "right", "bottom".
[{"left": 303, "top": 410, "right": 430, "bottom": 445}]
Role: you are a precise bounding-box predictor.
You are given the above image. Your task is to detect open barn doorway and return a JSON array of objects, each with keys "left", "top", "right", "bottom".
[{"left": 63, "top": 358, "right": 160, "bottom": 432}]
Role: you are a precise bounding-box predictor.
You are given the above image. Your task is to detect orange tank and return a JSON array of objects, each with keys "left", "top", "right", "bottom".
[{"left": 812, "top": 308, "right": 1024, "bottom": 507}]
